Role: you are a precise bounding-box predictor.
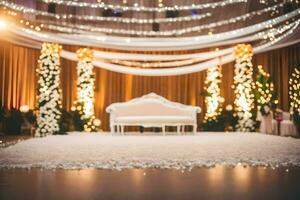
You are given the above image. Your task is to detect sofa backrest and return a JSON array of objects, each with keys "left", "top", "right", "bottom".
[{"left": 106, "top": 93, "right": 201, "bottom": 117}]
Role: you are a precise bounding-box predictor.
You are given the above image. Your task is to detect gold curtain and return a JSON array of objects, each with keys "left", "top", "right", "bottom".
[
  {"left": 0, "top": 42, "right": 39, "bottom": 109},
  {"left": 1, "top": 41, "right": 299, "bottom": 130}
]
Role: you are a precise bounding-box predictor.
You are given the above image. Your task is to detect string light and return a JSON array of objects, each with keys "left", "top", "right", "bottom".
[
  {"left": 36, "top": 16, "right": 298, "bottom": 48},
  {"left": 0, "top": 1, "right": 212, "bottom": 24},
  {"left": 203, "top": 65, "right": 223, "bottom": 123},
  {"left": 0, "top": 1, "right": 285, "bottom": 30},
  {"left": 36, "top": 43, "right": 62, "bottom": 137},
  {"left": 39, "top": 0, "right": 247, "bottom": 12},
  {"left": 5, "top": 12, "right": 299, "bottom": 56},
  {"left": 75, "top": 48, "right": 97, "bottom": 132},
  {"left": 254, "top": 65, "right": 276, "bottom": 116},
  {"left": 19, "top": 19, "right": 42, "bottom": 32},
  {"left": 35, "top": 3, "right": 287, "bottom": 37},
  {"left": 233, "top": 44, "right": 255, "bottom": 132}
]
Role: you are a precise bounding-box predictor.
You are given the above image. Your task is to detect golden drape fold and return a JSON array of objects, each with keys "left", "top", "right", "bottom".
[
  {"left": 0, "top": 43, "right": 39, "bottom": 109},
  {"left": 1, "top": 41, "right": 299, "bottom": 130}
]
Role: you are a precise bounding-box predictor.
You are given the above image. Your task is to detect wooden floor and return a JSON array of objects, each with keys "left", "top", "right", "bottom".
[{"left": 1, "top": 166, "right": 300, "bottom": 200}]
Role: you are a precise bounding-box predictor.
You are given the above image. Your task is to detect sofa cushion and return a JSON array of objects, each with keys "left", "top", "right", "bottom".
[{"left": 115, "top": 116, "right": 194, "bottom": 124}]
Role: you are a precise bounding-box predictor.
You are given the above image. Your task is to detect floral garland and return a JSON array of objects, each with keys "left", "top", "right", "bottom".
[
  {"left": 36, "top": 43, "right": 62, "bottom": 137},
  {"left": 289, "top": 68, "right": 300, "bottom": 126},
  {"left": 233, "top": 44, "right": 255, "bottom": 132},
  {"left": 75, "top": 48, "right": 97, "bottom": 132},
  {"left": 203, "top": 65, "right": 223, "bottom": 123},
  {"left": 254, "top": 65, "right": 277, "bottom": 116}
]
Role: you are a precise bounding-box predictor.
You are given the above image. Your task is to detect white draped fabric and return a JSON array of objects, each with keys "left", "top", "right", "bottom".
[
  {"left": 1, "top": 4, "right": 299, "bottom": 76},
  {"left": 59, "top": 19, "right": 300, "bottom": 76},
  {"left": 2, "top": 26, "right": 300, "bottom": 76},
  {"left": 5, "top": 8, "right": 300, "bottom": 50},
  {"left": 93, "top": 48, "right": 233, "bottom": 61}
]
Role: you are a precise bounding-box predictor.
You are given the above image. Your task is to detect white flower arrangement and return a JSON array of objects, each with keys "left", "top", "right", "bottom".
[
  {"left": 75, "top": 48, "right": 97, "bottom": 132},
  {"left": 203, "top": 65, "right": 223, "bottom": 122},
  {"left": 289, "top": 68, "right": 300, "bottom": 127},
  {"left": 36, "top": 43, "right": 62, "bottom": 137},
  {"left": 233, "top": 44, "right": 255, "bottom": 132},
  {"left": 254, "top": 65, "right": 276, "bottom": 117}
]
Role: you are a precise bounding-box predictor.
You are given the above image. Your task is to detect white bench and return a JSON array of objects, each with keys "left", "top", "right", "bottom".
[{"left": 106, "top": 93, "right": 201, "bottom": 135}]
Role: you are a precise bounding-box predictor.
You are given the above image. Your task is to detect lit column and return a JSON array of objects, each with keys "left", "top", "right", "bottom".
[
  {"left": 254, "top": 65, "right": 276, "bottom": 116},
  {"left": 289, "top": 68, "right": 300, "bottom": 117},
  {"left": 233, "top": 44, "right": 255, "bottom": 132},
  {"left": 36, "top": 43, "right": 62, "bottom": 137},
  {"left": 203, "top": 65, "right": 223, "bottom": 123},
  {"left": 75, "top": 48, "right": 96, "bottom": 132}
]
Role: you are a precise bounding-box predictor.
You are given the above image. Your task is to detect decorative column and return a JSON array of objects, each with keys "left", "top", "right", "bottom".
[
  {"left": 254, "top": 65, "right": 276, "bottom": 115},
  {"left": 75, "top": 48, "right": 96, "bottom": 132},
  {"left": 36, "top": 43, "right": 62, "bottom": 137},
  {"left": 203, "top": 65, "right": 223, "bottom": 124},
  {"left": 233, "top": 44, "right": 255, "bottom": 132},
  {"left": 254, "top": 65, "right": 276, "bottom": 134},
  {"left": 289, "top": 68, "right": 300, "bottom": 132}
]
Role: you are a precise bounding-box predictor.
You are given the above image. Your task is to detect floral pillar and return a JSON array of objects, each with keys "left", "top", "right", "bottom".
[
  {"left": 254, "top": 65, "right": 276, "bottom": 116},
  {"left": 203, "top": 65, "right": 223, "bottom": 123},
  {"left": 75, "top": 48, "right": 96, "bottom": 132},
  {"left": 233, "top": 44, "right": 255, "bottom": 132},
  {"left": 289, "top": 68, "right": 300, "bottom": 132},
  {"left": 36, "top": 43, "right": 62, "bottom": 137}
]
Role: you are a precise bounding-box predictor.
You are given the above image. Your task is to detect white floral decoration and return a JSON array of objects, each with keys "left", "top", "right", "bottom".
[
  {"left": 233, "top": 44, "right": 255, "bottom": 132},
  {"left": 203, "top": 65, "right": 223, "bottom": 122},
  {"left": 36, "top": 43, "right": 62, "bottom": 137},
  {"left": 75, "top": 48, "right": 96, "bottom": 132},
  {"left": 254, "top": 65, "right": 276, "bottom": 116},
  {"left": 289, "top": 68, "right": 300, "bottom": 115}
]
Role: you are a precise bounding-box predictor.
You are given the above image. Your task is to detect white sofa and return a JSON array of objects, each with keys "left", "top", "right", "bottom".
[{"left": 106, "top": 93, "right": 201, "bottom": 135}]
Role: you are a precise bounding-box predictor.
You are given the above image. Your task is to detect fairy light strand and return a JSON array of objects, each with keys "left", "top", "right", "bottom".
[
  {"left": 39, "top": 0, "right": 247, "bottom": 12},
  {"left": 0, "top": 1, "right": 286, "bottom": 32},
  {"left": 0, "top": 1, "right": 213, "bottom": 24},
  {"left": 36, "top": 3, "right": 288, "bottom": 36}
]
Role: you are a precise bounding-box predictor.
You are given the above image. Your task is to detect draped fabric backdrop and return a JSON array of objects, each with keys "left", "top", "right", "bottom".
[{"left": 1, "top": 41, "right": 299, "bottom": 130}]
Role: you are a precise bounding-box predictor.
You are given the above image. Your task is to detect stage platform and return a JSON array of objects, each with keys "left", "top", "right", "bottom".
[{"left": 0, "top": 132, "right": 299, "bottom": 170}]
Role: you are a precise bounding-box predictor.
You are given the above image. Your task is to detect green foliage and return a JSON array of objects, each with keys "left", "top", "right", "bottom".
[
  {"left": 200, "top": 90, "right": 211, "bottom": 97},
  {"left": 202, "top": 109, "right": 238, "bottom": 132},
  {"left": 3, "top": 108, "right": 22, "bottom": 135},
  {"left": 293, "top": 110, "right": 300, "bottom": 125},
  {"left": 24, "top": 110, "right": 36, "bottom": 125},
  {"left": 71, "top": 110, "right": 85, "bottom": 131},
  {"left": 0, "top": 103, "right": 4, "bottom": 123},
  {"left": 56, "top": 110, "right": 71, "bottom": 135},
  {"left": 202, "top": 117, "right": 225, "bottom": 132},
  {"left": 56, "top": 109, "right": 85, "bottom": 134}
]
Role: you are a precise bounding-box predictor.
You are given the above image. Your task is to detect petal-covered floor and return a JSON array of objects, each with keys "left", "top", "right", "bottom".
[{"left": 0, "top": 132, "right": 299, "bottom": 170}]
